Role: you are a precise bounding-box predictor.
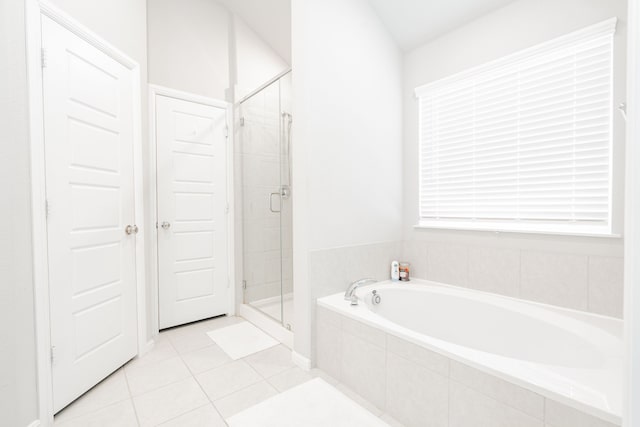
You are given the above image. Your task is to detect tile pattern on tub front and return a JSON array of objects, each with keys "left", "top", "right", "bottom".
[
  {"left": 315, "top": 305, "right": 622, "bottom": 427},
  {"left": 449, "top": 360, "right": 544, "bottom": 419},
  {"left": 341, "top": 315, "right": 387, "bottom": 348},
  {"left": 385, "top": 352, "right": 448, "bottom": 427},
  {"left": 544, "top": 399, "right": 619, "bottom": 427},
  {"left": 316, "top": 310, "right": 342, "bottom": 379},
  {"left": 449, "top": 381, "right": 543, "bottom": 427},
  {"left": 340, "top": 331, "right": 387, "bottom": 411},
  {"left": 520, "top": 250, "right": 588, "bottom": 311},
  {"left": 587, "top": 256, "right": 624, "bottom": 318},
  {"left": 386, "top": 334, "right": 449, "bottom": 376}
]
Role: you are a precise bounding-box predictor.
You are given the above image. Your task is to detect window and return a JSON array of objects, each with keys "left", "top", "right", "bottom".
[{"left": 416, "top": 19, "right": 617, "bottom": 236}]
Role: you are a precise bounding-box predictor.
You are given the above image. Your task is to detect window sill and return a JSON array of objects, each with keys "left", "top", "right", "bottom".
[{"left": 414, "top": 222, "right": 622, "bottom": 239}]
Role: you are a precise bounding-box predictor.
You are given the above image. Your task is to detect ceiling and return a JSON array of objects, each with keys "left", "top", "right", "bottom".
[
  {"left": 367, "top": 0, "right": 516, "bottom": 51},
  {"left": 218, "top": 0, "right": 516, "bottom": 61},
  {"left": 217, "top": 0, "right": 292, "bottom": 63}
]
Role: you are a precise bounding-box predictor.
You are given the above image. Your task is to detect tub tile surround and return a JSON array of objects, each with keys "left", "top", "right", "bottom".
[
  {"left": 309, "top": 241, "right": 404, "bottom": 300},
  {"left": 309, "top": 240, "right": 404, "bottom": 371},
  {"left": 401, "top": 240, "right": 624, "bottom": 318},
  {"left": 315, "top": 306, "right": 620, "bottom": 427}
]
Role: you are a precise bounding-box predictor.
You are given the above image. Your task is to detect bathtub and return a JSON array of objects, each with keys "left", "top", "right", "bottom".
[{"left": 316, "top": 279, "right": 623, "bottom": 426}]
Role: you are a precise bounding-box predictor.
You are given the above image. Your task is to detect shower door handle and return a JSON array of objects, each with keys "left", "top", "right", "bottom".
[{"left": 269, "top": 192, "right": 281, "bottom": 213}]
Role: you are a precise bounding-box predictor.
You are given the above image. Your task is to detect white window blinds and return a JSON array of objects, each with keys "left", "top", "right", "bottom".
[{"left": 416, "top": 19, "right": 617, "bottom": 235}]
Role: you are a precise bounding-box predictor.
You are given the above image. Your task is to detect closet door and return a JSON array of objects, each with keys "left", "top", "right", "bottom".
[
  {"left": 42, "top": 15, "right": 139, "bottom": 412},
  {"left": 156, "top": 95, "right": 229, "bottom": 329}
]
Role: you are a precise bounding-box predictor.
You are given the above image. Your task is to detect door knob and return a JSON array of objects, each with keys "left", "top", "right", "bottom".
[
  {"left": 161, "top": 221, "right": 171, "bottom": 229},
  {"left": 125, "top": 225, "right": 139, "bottom": 235}
]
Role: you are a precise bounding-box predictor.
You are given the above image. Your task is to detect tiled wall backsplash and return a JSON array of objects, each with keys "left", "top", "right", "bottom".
[
  {"left": 308, "top": 240, "right": 624, "bottom": 320},
  {"left": 308, "top": 241, "right": 403, "bottom": 301},
  {"left": 402, "top": 240, "right": 624, "bottom": 318}
]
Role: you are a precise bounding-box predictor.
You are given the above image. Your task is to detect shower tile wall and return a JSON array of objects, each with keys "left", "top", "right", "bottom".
[
  {"left": 241, "top": 79, "right": 293, "bottom": 307},
  {"left": 242, "top": 85, "right": 281, "bottom": 304}
]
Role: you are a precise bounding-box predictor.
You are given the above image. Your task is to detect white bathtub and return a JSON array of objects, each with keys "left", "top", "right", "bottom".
[{"left": 317, "top": 279, "right": 623, "bottom": 424}]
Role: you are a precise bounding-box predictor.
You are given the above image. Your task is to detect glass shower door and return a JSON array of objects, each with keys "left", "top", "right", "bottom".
[{"left": 240, "top": 73, "right": 293, "bottom": 330}]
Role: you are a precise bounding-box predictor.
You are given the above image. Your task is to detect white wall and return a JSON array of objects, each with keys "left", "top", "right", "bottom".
[
  {"left": 402, "top": 0, "right": 628, "bottom": 317},
  {"left": 147, "top": 0, "right": 230, "bottom": 100},
  {"left": 0, "top": 2, "right": 39, "bottom": 425},
  {"left": 291, "top": 0, "right": 404, "bottom": 359},
  {"left": 49, "top": 0, "right": 147, "bottom": 66},
  {"left": 147, "top": 0, "right": 289, "bottom": 102},
  {"left": 235, "top": 16, "right": 289, "bottom": 100}
]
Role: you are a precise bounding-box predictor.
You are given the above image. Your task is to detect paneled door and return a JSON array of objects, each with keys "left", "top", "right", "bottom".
[
  {"left": 41, "top": 16, "right": 139, "bottom": 412},
  {"left": 155, "top": 94, "right": 229, "bottom": 329}
]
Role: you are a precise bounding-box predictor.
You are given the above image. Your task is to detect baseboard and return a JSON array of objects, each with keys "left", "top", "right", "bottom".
[
  {"left": 27, "top": 420, "right": 41, "bottom": 427},
  {"left": 292, "top": 351, "right": 312, "bottom": 371},
  {"left": 139, "top": 338, "right": 155, "bottom": 357}
]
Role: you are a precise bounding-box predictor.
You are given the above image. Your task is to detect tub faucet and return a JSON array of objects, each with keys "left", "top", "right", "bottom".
[{"left": 344, "top": 278, "right": 377, "bottom": 305}]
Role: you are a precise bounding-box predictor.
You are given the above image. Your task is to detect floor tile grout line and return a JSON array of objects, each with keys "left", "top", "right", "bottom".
[
  {"left": 195, "top": 316, "right": 402, "bottom": 424},
  {"left": 56, "top": 318, "right": 234, "bottom": 427},
  {"left": 53, "top": 369, "right": 131, "bottom": 425},
  {"left": 124, "top": 355, "right": 194, "bottom": 398},
  {"left": 122, "top": 368, "right": 141, "bottom": 427},
  {"left": 171, "top": 323, "right": 230, "bottom": 426},
  {"left": 127, "top": 320, "right": 230, "bottom": 425},
  {"left": 153, "top": 403, "right": 220, "bottom": 427}
]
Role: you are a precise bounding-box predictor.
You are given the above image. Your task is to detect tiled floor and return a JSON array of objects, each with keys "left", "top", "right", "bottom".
[{"left": 54, "top": 315, "right": 404, "bottom": 427}]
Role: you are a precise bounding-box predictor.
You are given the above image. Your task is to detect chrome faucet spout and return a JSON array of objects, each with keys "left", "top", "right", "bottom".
[{"left": 344, "top": 278, "right": 377, "bottom": 305}]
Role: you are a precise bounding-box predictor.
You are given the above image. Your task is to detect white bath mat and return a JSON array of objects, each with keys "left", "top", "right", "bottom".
[
  {"left": 227, "top": 378, "right": 390, "bottom": 427},
  {"left": 206, "top": 321, "right": 278, "bottom": 360}
]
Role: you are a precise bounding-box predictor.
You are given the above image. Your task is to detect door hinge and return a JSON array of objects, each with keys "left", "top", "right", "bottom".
[
  {"left": 225, "top": 203, "right": 230, "bottom": 214},
  {"left": 41, "top": 48, "right": 48, "bottom": 68},
  {"left": 45, "top": 199, "right": 50, "bottom": 219},
  {"left": 240, "top": 117, "right": 245, "bottom": 127},
  {"left": 50, "top": 346, "right": 56, "bottom": 364},
  {"left": 242, "top": 280, "right": 247, "bottom": 290},
  {"left": 224, "top": 124, "right": 229, "bottom": 138}
]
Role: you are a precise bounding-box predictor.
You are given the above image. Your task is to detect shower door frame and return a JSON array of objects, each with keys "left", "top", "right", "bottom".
[{"left": 238, "top": 69, "right": 293, "bottom": 331}]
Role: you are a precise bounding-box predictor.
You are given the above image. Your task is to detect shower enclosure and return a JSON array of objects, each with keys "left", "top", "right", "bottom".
[{"left": 239, "top": 71, "right": 293, "bottom": 330}]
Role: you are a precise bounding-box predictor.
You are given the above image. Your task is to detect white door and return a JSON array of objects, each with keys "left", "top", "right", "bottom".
[
  {"left": 156, "top": 95, "right": 229, "bottom": 329},
  {"left": 42, "top": 16, "right": 139, "bottom": 412}
]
